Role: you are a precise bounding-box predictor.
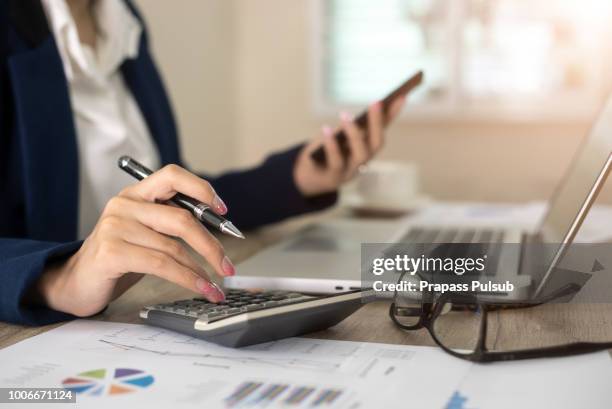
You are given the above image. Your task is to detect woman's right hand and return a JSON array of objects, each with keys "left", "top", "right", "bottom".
[{"left": 36, "top": 164, "right": 234, "bottom": 317}]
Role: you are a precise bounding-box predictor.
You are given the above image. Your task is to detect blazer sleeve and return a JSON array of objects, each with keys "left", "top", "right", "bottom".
[
  {"left": 0, "top": 239, "right": 82, "bottom": 325},
  {"left": 202, "top": 144, "right": 338, "bottom": 230}
]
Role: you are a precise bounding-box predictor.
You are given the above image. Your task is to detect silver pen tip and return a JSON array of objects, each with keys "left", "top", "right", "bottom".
[{"left": 222, "top": 222, "right": 246, "bottom": 239}]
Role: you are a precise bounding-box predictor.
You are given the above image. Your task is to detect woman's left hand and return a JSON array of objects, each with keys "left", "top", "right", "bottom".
[{"left": 294, "top": 96, "right": 406, "bottom": 197}]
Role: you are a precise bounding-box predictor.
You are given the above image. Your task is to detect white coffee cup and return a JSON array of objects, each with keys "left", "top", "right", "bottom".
[{"left": 351, "top": 161, "right": 422, "bottom": 209}]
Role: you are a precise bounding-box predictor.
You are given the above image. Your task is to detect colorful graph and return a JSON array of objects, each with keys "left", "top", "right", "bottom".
[
  {"left": 225, "top": 381, "right": 344, "bottom": 408},
  {"left": 61, "top": 368, "right": 154, "bottom": 397}
]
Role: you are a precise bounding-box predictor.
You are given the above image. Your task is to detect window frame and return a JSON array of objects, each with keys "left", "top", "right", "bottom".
[{"left": 310, "top": 0, "right": 608, "bottom": 123}]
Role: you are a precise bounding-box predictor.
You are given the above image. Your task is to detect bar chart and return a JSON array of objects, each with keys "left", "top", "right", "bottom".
[{"left": 225, "top": 381, "right": 347, "bottom": 408}]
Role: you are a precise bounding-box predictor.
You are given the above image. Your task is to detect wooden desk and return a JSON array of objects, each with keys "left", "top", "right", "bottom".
[{"left": 2, "top": 212, "right": 612, "bottom": 353}]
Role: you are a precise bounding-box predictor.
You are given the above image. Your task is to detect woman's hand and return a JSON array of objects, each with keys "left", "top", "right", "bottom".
[
  {"left": 36, "top": 165, "right": 234, "bottom": 317},
  {"left": 294, "top": 96, "right": 407, "bottom": 197}
]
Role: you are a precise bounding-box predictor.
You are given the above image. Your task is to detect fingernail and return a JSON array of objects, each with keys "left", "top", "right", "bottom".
[
  {"left": 196, "top": 279, "right": 226, "bottom": 302},
  {"left": 322, "top": 125, "right": 333, "bottom": 138},
  {"left": 340, "top": 111, "right": 353, "bottom": 123},
  {"left": 212, "top": 195, "right": 228, "bottom": 215},
  {"left": 221, "top": 256, "right": 235, "bottom": 276},
  {"left": 372, "top": 100, "right": 382, "bottom": 111},
  {"left": 210, "top": 282, "right": 226, "bottom": 301}
]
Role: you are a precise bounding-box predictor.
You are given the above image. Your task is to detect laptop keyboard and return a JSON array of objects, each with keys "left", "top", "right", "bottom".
[
  {"left": 391, "top": 227, "right": 505, "bottom": 277},
  {"left": 398, "top": 227, "right": 504, "bottom": 244}
]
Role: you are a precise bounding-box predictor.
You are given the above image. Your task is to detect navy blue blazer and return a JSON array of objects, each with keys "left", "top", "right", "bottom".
[{"left": 0, "top": 0, "right": 336, "bottom": 326}]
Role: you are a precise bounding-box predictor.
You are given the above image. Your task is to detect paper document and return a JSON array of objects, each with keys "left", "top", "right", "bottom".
[
  {"left": 2, "top": 320, "right": 612, "bottom": 408},
  {"left": 453, "top": 351, "right": 612, "bottom": 409},
  {"left": 0, "top": 320, "right": 470, "bottom": 408}
]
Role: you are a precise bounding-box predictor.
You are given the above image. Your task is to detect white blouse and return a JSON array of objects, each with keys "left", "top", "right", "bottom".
[{"left": 41, "top": 0, "right": 161, "bottom": 239}]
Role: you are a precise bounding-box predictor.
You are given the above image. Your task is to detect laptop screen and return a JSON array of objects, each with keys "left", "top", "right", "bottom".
[
  {"left": 528, "top": 96, "right": 612, "bottom": 296},
  {"left": 539, "top": 96, "right": 612, "bottom": 244}
]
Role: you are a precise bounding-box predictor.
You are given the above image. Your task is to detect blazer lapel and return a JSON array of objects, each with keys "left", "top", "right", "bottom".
[{"left": 8, "top": 37, "right": 79, "bottom": 242}]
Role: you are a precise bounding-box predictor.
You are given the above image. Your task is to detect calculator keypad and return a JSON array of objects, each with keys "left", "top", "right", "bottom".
[{"left": 146, "top": 289, "right": 316, "bottom": 322}]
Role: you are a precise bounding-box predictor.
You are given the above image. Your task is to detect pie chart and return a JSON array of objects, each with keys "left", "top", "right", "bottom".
[{"left": 61, "top": 368, "right": 154, "bottom": 396}]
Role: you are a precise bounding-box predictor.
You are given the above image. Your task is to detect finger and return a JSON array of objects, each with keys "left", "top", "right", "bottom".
[
  {"left": 387, "top": 94, "right": 406, "bottom": 122},
  {"left": 120, "top": 164, "right": 228, "bottom": 215},
  {"left": 367, "top": 101, "right": 384, "bottom": 153},
  {"left": 108, "top": 241, "right": 225, "bottom": 302},
  {"left": 321, "top": 125, "right": 344, "bottom": 173},
  {"left": 301, "top": 132, "right": 327, "bottom": 155},
  {"left": 102, "top": 197, "right": 234, "bottom": 279},
  {"left": 113, "top": 218, "right": 211, "bottom": 280},
  {"left": 341, "top": 111, "right": 369, "bottom": 173}
]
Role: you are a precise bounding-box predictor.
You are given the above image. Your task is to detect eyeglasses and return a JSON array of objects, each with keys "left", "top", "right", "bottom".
[{"left": 389, "top": 271, "right": 612, "bottom": 362}]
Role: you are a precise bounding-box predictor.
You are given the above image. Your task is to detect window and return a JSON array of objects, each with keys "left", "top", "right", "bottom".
[{"left": 315, "top": 0, "right": 612, "bottom": 121}]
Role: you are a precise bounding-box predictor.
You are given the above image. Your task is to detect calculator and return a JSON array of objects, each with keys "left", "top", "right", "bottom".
[{"left": 139, "top": 289, "right": 367, "bottom": 347}]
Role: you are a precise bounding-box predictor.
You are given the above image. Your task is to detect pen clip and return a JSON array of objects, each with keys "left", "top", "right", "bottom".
[{"left": 194, "top": 203, "right": 211, "bottom": 221}]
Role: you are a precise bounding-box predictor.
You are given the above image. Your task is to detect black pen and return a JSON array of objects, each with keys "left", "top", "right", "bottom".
[{"left": 118, "top": 156, "right": 245, "bottom": 239}]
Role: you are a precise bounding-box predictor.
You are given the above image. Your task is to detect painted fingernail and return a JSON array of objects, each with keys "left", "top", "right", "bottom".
[
  {"left": 221, "top": 256, "right": 235, "bottom": 276},
  {"left": 340, "top": 111, "right": 353, "bottom": 122},
  {"left": 210, "top": 282, "right": 226, "bottom": 301},
  {"left": 322, "top": 125, "right": 333, "bottom": 138},
  {"left": 212, "top": 195, "right": 228, "bottom": 215},
  {"left": 196, "top": 279, "right": 226, "bottom": 302},
  {"left": 196, "top": 278, "right": 211, "bottom": 292}
]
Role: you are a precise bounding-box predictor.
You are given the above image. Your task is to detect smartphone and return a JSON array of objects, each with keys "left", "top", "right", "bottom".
[{"left": 310, "top": 70, "right": 424, "bottom": 167}]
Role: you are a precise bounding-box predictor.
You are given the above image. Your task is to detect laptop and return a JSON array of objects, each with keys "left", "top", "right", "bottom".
[{"left": 226, "top": 96, "right": 612, "bottom": 300}]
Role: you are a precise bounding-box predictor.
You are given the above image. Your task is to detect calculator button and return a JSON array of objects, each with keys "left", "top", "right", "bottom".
[
  {"left": 147, "top": 290, "right": 317, "bottom": 323},
  {"left": 203, "top": 312, "right": 224, "bottom": 320},
  {"left": 270, "top": 296, "right": 287, "bottom": 301}
]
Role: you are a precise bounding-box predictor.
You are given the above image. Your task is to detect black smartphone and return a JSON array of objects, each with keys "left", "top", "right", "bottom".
[{"left": 310, "top": 70, "right": 424, "bottom": 167}]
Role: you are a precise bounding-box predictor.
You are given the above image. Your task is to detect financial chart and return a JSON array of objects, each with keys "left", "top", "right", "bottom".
[
  {"left": 224, "top": 381, "right": 346, "bottom": 408},
  {"left": 61, "top": 368, "right": 154, "bottom": 396}
]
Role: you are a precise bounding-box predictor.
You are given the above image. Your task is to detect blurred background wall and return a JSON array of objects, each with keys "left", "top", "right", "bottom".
[
  {"left": 136, "top": 0, "right": 236, "bottom": 174},
  {"left": 136, "top": 0, "right": 610, "bottom": 203}
]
